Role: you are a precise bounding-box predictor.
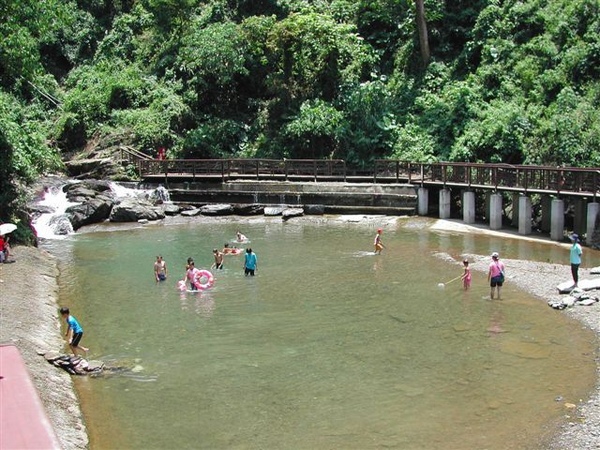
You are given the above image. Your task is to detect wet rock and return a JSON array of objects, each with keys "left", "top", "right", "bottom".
[
  {"left": 49, "top": 214, "right": 74, "bottom": 235},
  {"left": 109, "top": 197, "right": 165, "bottom": 222},
  {"left": 264, "top": 205, "right": 285, "bottom": 216},
  {"left": 181, "top": 208, "right": 202, "bottom": 217},
  {"left": 282, "top": 207, "right": 304, "bottom": 221},
  {"left": 66, "top": 195, "right": 115, "bottom": 230},
  {"left": 233, "top": 204, "right": 264, "bottom": 215},
  {"left": 162, "top": 203, "right": 181, "bottom": 216},
  {"left": 304, "top": 204, "right": 325, "bottom": 215},
  {"left": 200, "top": 204, "right": 234, "bottom": 215}
]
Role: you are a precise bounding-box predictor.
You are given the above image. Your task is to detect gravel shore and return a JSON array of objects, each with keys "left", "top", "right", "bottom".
[{"left": 0, "top": 218, "right": 598, "bottom": 449}]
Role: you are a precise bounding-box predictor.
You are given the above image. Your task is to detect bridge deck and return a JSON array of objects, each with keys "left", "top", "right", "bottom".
[{"left": 119, "top": 150, "right": 599, "bottom": 199}]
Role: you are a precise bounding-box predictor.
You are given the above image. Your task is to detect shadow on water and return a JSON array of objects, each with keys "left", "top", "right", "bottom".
[{"left": 44, "top": 219, "right": 598, "bottom": 450}]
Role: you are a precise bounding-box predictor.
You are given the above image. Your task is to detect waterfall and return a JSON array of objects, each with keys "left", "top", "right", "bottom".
[
  {"left": 33, "top": 186, "right": 80, "bottom": 239},
  {"left": 33, "top": 182, "right": 170, "bottom": 239}
]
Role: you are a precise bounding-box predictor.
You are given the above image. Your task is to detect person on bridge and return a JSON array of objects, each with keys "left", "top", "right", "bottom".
[
  {"left": 569, "top": 233, "right": 583, "bottom": 287},
  {"left": 374, "top": 228, "right": 385, "bottom": 255}
]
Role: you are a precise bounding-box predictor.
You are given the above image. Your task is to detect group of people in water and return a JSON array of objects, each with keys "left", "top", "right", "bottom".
[
  {"left": 153, "top": 231, "right": 258, "bottom": 290},
  {"left": 375, "top": 227, "right": 505, "bottom": 299}
]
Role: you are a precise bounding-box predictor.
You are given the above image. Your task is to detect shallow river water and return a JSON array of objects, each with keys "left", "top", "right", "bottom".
[{"left": 44, "top": 217, "right": 597, "bottom": 450}]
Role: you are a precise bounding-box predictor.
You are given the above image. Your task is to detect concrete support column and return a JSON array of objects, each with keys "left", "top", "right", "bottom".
[
  {"left": 417, "top": 187, "right": 429, "bottom": 216},
  {"left": 511, "top": 193, "right": 520, "bottom": 227},
  {"left": 573, "top": 198, "right": 586, "bottom": 234},
  {"left": 541, "top": 196, "right": 552, "bottom": 232},
  {"left": 439, "top": 189, "right": 451, "bottom": 219},
  {"left": 518, "top": 195, "right": 532, "bottom": 235},
  {"left": 463, "top": 191, "right": 475, "bottom": 224},
  {"left": 587, "top": 202, "right": 600, "bottom": 242},
  {"left": 550, "top": 198, "right": 565, "bottom": 241},
  {"left": 489, "top": 193, "right": 503, "bottom": 230}
]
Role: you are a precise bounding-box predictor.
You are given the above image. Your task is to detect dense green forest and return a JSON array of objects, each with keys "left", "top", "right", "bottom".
[{"left": 2, "top": 0, "right": 600, "bottom": 229}]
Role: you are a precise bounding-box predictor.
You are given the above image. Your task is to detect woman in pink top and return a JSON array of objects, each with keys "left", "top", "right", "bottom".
[{"left": 487, "top": 252, "right": 505, "bottom": 299}]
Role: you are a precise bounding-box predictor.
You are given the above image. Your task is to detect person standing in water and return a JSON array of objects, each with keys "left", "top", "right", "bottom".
[
  {"left": 461, "top": 259, "right": 472, "bottom": 290},
  {"left": 243, "top": 248, "right": 258, "bottom": 276},
  {"left": 184, "top": 260, "right": 201, "bottom": 290},
  {"left": 487, "top": 252, "right": 505, "bottom": 300},
  {"left": 236, "top": 231, "right": 248, "bottom": 242},
  {"left": 374, "top": 228, "right": 385, "bottom": 254},
  {"left": 60, "top": 307, "right": 89, "bottom": 356},
  {"left": 569, "top": 233, "right": 583, "bottom": 287},
  {"left": 154, "top": 255, "right": 168, "bottom": 282},
  {"left": 211, "top": 249, "right": 224, "bottom": 270}
]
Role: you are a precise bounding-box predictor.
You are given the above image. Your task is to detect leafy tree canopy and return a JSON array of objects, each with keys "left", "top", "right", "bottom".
[{"left": 3, "top": 0, "right": 600, "bottom": 228}]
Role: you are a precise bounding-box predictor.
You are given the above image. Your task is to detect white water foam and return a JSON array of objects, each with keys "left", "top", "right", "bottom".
[{"left": 34, "top": 186, "right": 81, "bottom": 239}]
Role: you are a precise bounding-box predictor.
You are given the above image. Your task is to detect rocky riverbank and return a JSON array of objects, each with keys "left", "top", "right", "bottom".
[{"left": 1, "top": 217, "right": 598, "bottom": 449}]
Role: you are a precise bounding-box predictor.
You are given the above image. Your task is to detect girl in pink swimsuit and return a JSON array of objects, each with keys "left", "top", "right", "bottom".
[{"left": 461, "top": 259, "right": 472, "bottom": 290}]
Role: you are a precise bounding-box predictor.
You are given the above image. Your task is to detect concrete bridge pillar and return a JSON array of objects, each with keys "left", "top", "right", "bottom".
[
  {"left": 541, "top": 196, "right": 552, "bottom": 232},
  {"left": 587, "top": 202, "right": 600, "bottom": 242},
  {"left": 518, "top": 195, "right": 532, "bottom": 235},
  {"left": 463, "top": 191, "right": 475, "bottom": 224},
  {"left": 550, "top": 198, "right": 565, "bottom": 241},
  {"left": 489, "top": 193, "right": 503, "bottom": 230},
  {"left": 439, "top": 189, "right": 451, "bottom": 219},
  {"left": 417, "top": 187, "right": 429, "bottom": 216}
]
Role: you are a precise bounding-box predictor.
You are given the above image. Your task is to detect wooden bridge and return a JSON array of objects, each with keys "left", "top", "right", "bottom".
[{"left": 121, "top": 148, "right": 600, "bottom": 199}]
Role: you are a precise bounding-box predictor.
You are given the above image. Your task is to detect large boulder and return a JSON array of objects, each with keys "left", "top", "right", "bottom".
[
  {"left": 63, "top": 181, "right": 116, "bottom": 230},
  {"left": 109, "top": 197, "right": 165, "bottom": 222},
  {"left": 66, "top": 195, "right": 115, "bottom": 230}
]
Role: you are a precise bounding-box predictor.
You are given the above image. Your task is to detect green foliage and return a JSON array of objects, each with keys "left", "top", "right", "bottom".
[
  {"left": 3, "top": 0, "right": 600, "bottom": 230},
  {"left": 182, "top": 117, "right": 247, "bottom": 158},
  {"left": 338, "top": 77, "right": 398, "bottom": 167},
  {"left": 283, "top": 99, "right": 346, "bottom": 158},
  {"left": 266, "top": 12, "right": 375, "bottom": 101},
  {"left": 0, "top": 91, "right": 62, "bottom": 222}
]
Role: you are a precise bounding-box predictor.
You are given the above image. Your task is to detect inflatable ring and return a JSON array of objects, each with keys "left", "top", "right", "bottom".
[{"left": 193, "top": 270, "right": 215, "bottom": 291}]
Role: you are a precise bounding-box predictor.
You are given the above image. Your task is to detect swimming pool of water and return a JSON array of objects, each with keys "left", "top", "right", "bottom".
[{"left": 45, "top": 217, "right": 597, "bottom": 449}]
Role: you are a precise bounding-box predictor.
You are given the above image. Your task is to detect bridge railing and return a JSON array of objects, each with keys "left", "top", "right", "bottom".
[
  {"left": 137, "top": 157, "right": 599, "bottom": 197},
  {"left": 373, "top": 161, "right": 600, "bottom": 197},
  {"left": 139, "top": 158, "right": 347, "bottom": 181}
]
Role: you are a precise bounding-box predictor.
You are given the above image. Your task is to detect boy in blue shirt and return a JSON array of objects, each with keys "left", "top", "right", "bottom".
[{"left": 60, "top": 307, "right": 89, "bottom": 356}]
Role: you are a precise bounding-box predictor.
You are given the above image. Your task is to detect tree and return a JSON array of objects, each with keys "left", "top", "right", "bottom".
[{"left": 414, "top": 0, "right": 430, "bottom": 65}]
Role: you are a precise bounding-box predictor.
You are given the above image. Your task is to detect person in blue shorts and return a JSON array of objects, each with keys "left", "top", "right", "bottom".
[
  {"left": 154, "top": 255, "right": 168, "bottom": 282},
  {"left": 60, "top": 307, "right": 89, "bottom": 356},
  {"left": 243, "top": 248, "right": 258, "bottom": 276}
]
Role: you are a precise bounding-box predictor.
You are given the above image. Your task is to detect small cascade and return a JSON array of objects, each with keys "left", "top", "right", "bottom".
[
  {"left": 33, "top": 186, "right": 80, "bottom": 239},
  {"left": 33, "top": 182, "right": 171, "bottom": 239}
]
